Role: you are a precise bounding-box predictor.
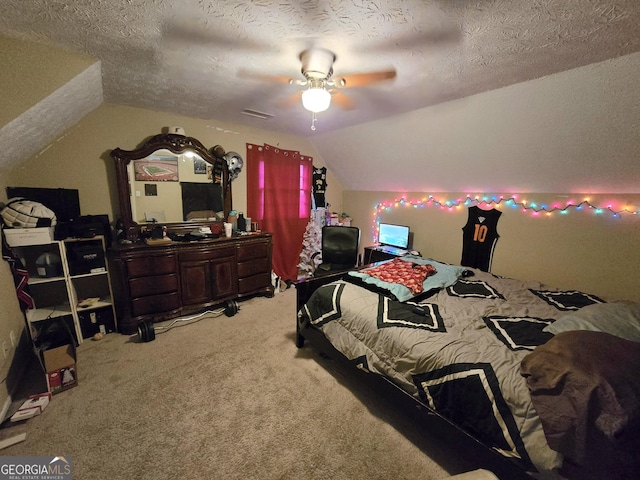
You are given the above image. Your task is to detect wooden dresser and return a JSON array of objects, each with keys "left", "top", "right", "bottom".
[{"left": 110, "top": 234, "right": 273, "bottom": 334}]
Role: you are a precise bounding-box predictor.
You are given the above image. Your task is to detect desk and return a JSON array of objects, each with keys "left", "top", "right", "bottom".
[{"left": 363, "top": 246, "right": 404, "bottom": 264}]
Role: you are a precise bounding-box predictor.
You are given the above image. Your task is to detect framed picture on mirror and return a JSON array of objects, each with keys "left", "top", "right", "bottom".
[
  {"left": 134, "top": 154, "right": 179, "bottom": 182},
  {"left": 194, "top": 158, "right": 207, "bottom": 174}
]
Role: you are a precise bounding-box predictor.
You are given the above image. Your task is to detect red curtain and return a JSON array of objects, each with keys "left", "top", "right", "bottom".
[{"left": 246, "top": 144, "right": 312, "bottom": 282}]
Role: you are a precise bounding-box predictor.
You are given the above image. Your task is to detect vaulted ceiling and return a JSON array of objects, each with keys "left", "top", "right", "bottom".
[
  {"left": 2, "top": 0, "right": 639, "bottom": 136},
  {"left": 1, "top": 1, "right": 640, "bottom": 192}
]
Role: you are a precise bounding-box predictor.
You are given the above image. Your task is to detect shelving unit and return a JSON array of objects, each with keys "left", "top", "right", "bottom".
[{"left": 12, "top": 235, "right": 117, "bottom": 345}]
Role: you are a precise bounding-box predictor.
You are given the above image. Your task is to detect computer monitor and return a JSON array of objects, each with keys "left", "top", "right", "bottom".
[{"left": 378, "top": 223, "right": 410, "bottom": 249}]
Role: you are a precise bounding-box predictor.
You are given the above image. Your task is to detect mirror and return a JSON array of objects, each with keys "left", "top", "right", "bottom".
[{"left": 111, "top": 133, "right": 232, "bottom": 242}]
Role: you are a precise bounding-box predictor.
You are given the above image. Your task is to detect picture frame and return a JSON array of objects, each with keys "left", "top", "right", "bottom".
[
  {"left": 134, "top": 154, "right": 179, "bottom": 182},
  {"left": 144, "top": 184, "right": 157, "bottom": 196},
  {"left": 194, "top": 158, "right": 207, "bottom": 175}
]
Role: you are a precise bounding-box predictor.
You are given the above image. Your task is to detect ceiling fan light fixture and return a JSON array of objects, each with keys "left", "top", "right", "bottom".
[{"left": 301, "top": 87, "right": 331, "bottom": 113}]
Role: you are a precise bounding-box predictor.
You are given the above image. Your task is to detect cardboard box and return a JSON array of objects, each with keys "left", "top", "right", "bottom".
[
  {"left": 25, "top": 392, "right": 51, "bottom": 411},
  {"left": 41, "top": 344, "right": 77, "bottom": 394},
  {"left": 9, "top": 406, "right": 41, "bottom": 422},
  {"left": 3, "top": 227, "right": 55, "bottom": 246},
  {"left": 9, "top": 393, "right": 52, "bottom": 422}
]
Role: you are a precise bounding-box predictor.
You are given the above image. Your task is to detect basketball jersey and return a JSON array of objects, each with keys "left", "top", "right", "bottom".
[
  {"left": 312, "top": 166, "right": 327, "bottom": 209},
  {"left": 461, "top": 206, "right": 502, "bottom": 272}
]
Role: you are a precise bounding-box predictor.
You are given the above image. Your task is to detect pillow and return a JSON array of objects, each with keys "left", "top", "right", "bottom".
[
  {"left": 543, "top": 302, "right": 640, "bottom": 342},
  {"left": 348, "top": 256, "right": 466, "bottom": 302}
]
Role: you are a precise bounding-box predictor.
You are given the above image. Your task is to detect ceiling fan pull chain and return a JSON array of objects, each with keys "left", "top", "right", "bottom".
[{"left": 311, "top": 112, "right": 318, "bottom": 131}]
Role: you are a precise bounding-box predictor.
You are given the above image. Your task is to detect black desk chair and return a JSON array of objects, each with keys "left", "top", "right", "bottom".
[{"left": 314, "top": 226, "right": 360, "bottom": 276}]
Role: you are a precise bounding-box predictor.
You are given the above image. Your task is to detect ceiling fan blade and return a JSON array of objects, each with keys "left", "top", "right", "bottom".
[
  {"left": 162, "top": 18, "right": 268, "bottom": 51},
  {"left": 334, "top": 69, "right": 397, "bottom": 88},
  {"left": 330, "top": 90, "right": 355, "bottom": 110},
  {"left": 238, "top": 68, "right": 297, "bottom": 85},
  {"left": 278, "top": 91, "right": 303, "bottom": 109}
]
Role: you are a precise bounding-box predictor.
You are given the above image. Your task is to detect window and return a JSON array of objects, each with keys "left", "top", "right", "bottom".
[{"left": 246, "top": 144, "right": 313, "bottom": 281}]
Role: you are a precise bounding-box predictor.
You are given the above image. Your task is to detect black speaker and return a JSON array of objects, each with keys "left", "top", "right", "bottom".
[{"left": 69, "top": 215, "right": 112, "bottom": 246}]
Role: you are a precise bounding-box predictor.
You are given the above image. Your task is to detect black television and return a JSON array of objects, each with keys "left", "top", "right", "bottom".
[
  {"left": 6, "top": 186, "right": 80, "bottom": 222},
  {"left": 180, "top": 182, "right": 224, "bottom": 221},
  {"left": 378, "top": 223, "right": 410, "bottom": 249}
]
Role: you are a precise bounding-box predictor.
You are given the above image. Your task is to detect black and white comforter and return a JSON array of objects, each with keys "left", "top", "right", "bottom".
[{"left": 298, "top": 267, "right": 605, "bottom": 477}]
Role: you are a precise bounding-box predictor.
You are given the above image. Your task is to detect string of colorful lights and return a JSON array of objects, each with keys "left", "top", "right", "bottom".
[{"left": 374, "top": 194, "right": 640, "bottom": 219}]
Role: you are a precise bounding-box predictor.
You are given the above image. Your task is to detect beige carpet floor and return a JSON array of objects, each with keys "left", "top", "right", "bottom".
[{"left": 1, "top": 286, "right": 512, "bottom": 479}]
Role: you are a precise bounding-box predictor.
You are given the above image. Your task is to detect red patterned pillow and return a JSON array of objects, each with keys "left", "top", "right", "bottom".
[{"left": 363, "top": 258, "right": 437, "bottom": 295}]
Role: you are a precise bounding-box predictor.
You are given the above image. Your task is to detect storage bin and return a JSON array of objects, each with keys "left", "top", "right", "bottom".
[{"left": 3, "top": 227, "right": 55, "bottom": 246}]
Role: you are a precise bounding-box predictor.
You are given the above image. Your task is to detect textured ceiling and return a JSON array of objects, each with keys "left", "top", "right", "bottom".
[{"left": 1, "top": 0, "right": 639, "bottom": 138}]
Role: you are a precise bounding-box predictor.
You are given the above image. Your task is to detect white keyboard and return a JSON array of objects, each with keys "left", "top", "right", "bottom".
[{"left": 378, "top": 245, "right": 408, "bottom": 256}]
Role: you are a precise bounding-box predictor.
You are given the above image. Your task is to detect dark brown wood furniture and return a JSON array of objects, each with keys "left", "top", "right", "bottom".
[
  {"left": 110, "top": 132, "right": 273, "bottom": 334},
  {"left": 111, "top": 234, "right": 273, "bottom": 334}
]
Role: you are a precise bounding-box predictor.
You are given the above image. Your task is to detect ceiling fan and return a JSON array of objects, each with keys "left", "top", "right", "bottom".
[
  {"left": 245, "top": 47, "right": 397, "bottom": 130},
  {"left": 297, "top": 47, "right": 395, "bottom": 107}
]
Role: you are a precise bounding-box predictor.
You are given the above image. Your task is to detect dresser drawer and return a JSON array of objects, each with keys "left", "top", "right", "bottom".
[
  {"left": 126, "top": 254, "right": 177, "bottom": 278},
  {"left": 179, "top": 247, "right": 235, "bottom": 262},
  {"left": 112, "top": 235, "right": 273, "bottom": 333},
  {"left": 237, "top": 242, "right": 269, "bottom": 262},
  {"left": 131, "top": 291, "right": 181, "bottom": 317},
  {"left": 129, "top": 273, "right": 179, "bottom": 298},
  {"left": 237, "top": 258, "right": 270, "bottom": 278},
  {"left": 237, "top": 272, "right": 271, "bottom": 294}
]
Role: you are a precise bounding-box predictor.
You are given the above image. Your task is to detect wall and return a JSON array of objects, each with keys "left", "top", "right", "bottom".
[
  {"left": 0, "top": 168, "right": 34, "bottom": 417},
  {"left": 345, "top": 190, "right": 640, "bottom": 303},
  {"left": 316, "top": 52, "right": 640, "bottom": 306},
  {"left": 0, "top": 35, "right": 95, "bottom": 128},
  {"left": 0, "top": 250, "right": 30, "bottom": 418},
  {"left": 311, "top": 52, "right": 640, "bottom": 195},
  {"left": 5, "top": 102, "right": 342, "bottom": 220}
]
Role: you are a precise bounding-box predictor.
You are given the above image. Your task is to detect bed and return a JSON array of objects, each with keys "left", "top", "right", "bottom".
[{"left": 295, "top": 256, "right": 640, "bottom": 480}]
